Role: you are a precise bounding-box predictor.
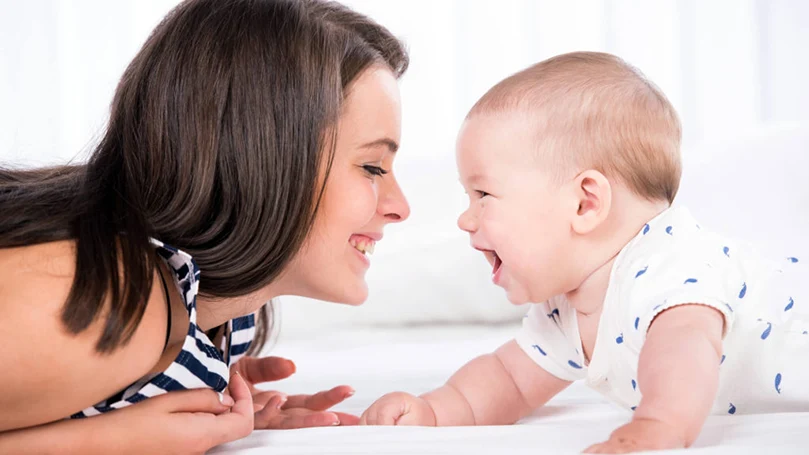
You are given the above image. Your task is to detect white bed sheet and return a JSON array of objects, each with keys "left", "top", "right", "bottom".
[{"left": 210, "top": 325, "right": 809, "bottom": 454}]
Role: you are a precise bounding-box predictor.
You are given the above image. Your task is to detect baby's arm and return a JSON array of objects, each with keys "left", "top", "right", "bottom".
[
  {"left": 586, "top": 304, "right": 724, "bottom": 453},
  {"left": 360, "top": 340, "right": 570, "bottom": 426}
]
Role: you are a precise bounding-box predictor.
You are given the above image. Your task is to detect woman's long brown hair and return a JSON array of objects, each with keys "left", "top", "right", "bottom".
[{"left": 0, "top": 0, "right": 408, "bottom": 354}]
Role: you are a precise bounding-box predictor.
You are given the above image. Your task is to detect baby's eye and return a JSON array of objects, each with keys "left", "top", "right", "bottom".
[{"left": 476, "top": 190, "right": 491, "bottom": 198}]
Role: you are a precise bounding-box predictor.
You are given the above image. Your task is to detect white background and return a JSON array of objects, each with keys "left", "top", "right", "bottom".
[{"left": 2, "top": 1, "right": 808, "bottom": 332}]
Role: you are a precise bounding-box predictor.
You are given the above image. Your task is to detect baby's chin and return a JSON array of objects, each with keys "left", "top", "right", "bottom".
[
  {"left": 504, "top": 287, "right": 533, "bottom": 306},
  {"left": 503, "top": 281, "right": 552, "bottom": 306}
]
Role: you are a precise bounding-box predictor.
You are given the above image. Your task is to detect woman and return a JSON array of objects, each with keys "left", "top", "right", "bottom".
[{"left": 0, "top": 0, "right": 410, "bottom": 452}]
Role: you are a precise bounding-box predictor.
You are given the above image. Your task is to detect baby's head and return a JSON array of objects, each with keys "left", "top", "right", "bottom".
[{"left": 457, "top": 51, "right": 681, "bottom": 304}]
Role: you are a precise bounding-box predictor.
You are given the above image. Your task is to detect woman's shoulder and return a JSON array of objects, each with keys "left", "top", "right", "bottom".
[{"left": 0, "top": 240, "right": 170, "bottom": 431}]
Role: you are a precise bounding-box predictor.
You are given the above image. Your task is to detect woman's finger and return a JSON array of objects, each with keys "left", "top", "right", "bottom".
[
  {"left": 150, "top": 388, "right": 234, "bottom": 414},
  {"left": 253, "top": 394, "right": 288, "bottom": 429},
  {"left": 208, "top": 372, "right": 255, "bottom": 444},
  {"left": 272, "top": 411, "right": 341, "bottom": 429},
  {"left": 334, "top": 412, "right": 360, "bottom": 426},
  {"left": 251, "top": 390, "right": 287, "bottom": 413},
  {"left": 237, "top": 356, "right": 296, "bottom": 385},
  {"left": 283, "top": 385, "right": 354, "bottom": 411}
]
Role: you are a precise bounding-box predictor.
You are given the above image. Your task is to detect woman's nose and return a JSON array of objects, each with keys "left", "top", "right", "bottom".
[{"left": 380, "top": 177, "right": 410, "bottom": 223}]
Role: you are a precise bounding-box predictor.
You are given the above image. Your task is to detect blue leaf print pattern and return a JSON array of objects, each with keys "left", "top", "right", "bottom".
[
  {"left": 616, "top": 333, "right": 624, "bottom": 344},
  {"left": 720, "top": 355, "right": 726, "bottom": 365},
  {"left": 723, "top": 246, "right": 730, "bottom": 257},
  {"left": 739, "top": 282, "right": 747, "bottom": 299},
  {"left": 634, "top": 317, "right": 640, "bottom": 330},
  {"left": 775, "top": 373, "right": 782, "bottom": 394},
  {"left": 635, "top": 266, "right": 648, "bottom": 278},
  {"left": 665, "top": 226, "right": 673, "bottom": 235},
  {"left": 684, "top": 278, "right": 698, "bottom": 284},
  {"left": 631, "top": 406, "right": 637, "bottom": 411},
  {"left": 761, "top": 322, "right": 772, "bottom": 340},
  {"left": 631, "top": 379, "right": 637, "bottom": 391},
  {"left": 547, "top": 308, "right": 560, "bottom": 322},
  {"left": 785, "top": 297, "right": 794, "bottom": 312},
  {"left": 728, "top": 403, "right": 736, "bottom": 415},
  {"left": 724, "top": 303, "right": 734, "bottom": 313},
  {"left": 787, "top": 257, "right": 799, "bottom": 263},
  {"left": 568, "top": 360, "right": 583, "bottom": 369},
  {"left": 532, "top": 345, "right": 547, "bottom": 356},
  {"left": 642, "top": 224, "right": 650, "bottom": 235}
]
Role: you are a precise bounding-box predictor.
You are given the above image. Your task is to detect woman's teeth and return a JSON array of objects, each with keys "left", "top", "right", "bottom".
[{"left": 350, "top": 238, "right": 375, "bottom": 255}]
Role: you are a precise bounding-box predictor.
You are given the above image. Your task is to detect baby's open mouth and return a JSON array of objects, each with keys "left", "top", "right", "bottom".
[{"left": 476, "top": 247, "right": 502, "bottom": 276}]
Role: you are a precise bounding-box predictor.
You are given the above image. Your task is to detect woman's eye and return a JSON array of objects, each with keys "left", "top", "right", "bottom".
[{"left": 362, "top": 165, "right": 389, "bottom": 177}]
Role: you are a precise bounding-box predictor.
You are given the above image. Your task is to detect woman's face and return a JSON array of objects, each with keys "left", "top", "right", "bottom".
[{"left": 283, "top": 66, "right": 410, "bottom": 304}]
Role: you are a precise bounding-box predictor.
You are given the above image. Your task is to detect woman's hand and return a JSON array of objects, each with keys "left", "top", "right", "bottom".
[
  {"left": 231, "top": 355, "right": 360, "bottom": 429},
  {"left": 0, "top": 372, "right": 255, "bottom": 455}
]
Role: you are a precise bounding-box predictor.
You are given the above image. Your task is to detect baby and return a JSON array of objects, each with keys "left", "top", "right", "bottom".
[{"left": 360, "top": 51, "right": 809, "bottom": 453}]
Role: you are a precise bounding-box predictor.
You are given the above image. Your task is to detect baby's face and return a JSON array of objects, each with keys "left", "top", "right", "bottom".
[{"left": 456, "top": 113, "right": 579, "bottom": 305}]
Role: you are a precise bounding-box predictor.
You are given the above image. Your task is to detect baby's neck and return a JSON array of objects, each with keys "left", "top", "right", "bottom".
[{"left": 565, "top": 190, "right": 670, "bottom": 316}]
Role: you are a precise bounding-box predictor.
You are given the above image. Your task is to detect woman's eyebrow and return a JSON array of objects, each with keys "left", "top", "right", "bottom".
[{"left": 359, "top": 138, "right": 399, "bottom": 153}]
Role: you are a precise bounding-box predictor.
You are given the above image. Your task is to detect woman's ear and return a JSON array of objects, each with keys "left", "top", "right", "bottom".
[{"left": 570, "top": 169, "right": 611, "bottom": 235}]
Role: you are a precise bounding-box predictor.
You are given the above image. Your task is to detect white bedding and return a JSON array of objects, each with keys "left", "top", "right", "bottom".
[{"left": 210, "top": 325, "right": 809, "bottom": 454}]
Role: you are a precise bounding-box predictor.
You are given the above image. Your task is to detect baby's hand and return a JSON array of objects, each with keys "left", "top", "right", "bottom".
[
  {"left": 359, "top": 392, "right": 436, "bottom": 426},
  {"left": 584, "top": 418, "right": 686, "bottom": 453}
]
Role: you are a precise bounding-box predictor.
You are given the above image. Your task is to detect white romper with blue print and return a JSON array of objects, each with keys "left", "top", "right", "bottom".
[
  {"left": 71, "top": 239, "right": 256, "bottom": 418},
  {"left": 516, "top": 206, "right": 809, "bottom": 415}
]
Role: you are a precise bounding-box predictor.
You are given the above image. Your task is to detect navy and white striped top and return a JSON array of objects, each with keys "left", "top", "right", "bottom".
[{"left": 71, "top": 239, "right": 256, "bottom": 418}]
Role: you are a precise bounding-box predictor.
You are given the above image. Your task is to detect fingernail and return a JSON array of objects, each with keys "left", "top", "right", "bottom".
[
  {"left": 219, "top": 393, "right": 235, "bottom": 406},
  {"left": 332, "top": 420, "right": 340, "bottom": 426},
  {"left": 346, "top": 389, "right": 356, "bottom": 398},
  {"left": 277, "top": 395, "right": 288, "bottom": 410}
]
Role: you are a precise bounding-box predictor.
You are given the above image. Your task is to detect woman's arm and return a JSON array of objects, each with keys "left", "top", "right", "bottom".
[
  {"left": 0, "top": 241, "right": 170, "bottom": 431},
  {"left": 0, "top": 373, "right": 256, "bottom": 455}
]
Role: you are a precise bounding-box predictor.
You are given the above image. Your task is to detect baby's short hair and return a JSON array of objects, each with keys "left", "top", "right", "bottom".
[{"left": 470, "top": 51, "right": 682, "bottom": 204}]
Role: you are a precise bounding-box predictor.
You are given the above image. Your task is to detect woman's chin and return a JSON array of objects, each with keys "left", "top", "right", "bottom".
[
  {"left": 340, "top": 283, "right": 369, "bottom": 305},
  {"left": 315, "top": 280, "right": 368, "bottom": 306}
]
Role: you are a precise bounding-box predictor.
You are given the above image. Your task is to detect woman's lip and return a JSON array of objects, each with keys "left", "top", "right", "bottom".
[
  {"left": 352, "top": 246, "right": 371, "bottom": 266},
  {"left": 353, "top": 232, "right": 383, "bottom": 241}
]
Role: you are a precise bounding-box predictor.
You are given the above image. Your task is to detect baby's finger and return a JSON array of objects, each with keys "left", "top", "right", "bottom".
[
  {"left": 283, "top": 385, "right": 354, "bottom": 411},
  {"left": 373, "top": 402, "right": 406, "bottom": 426},
  {"left": 359, "top": 410, "right": 370, "bottom": 425},
  {"left": 582, "top": 441, "right": 627, "bottom": 454}
]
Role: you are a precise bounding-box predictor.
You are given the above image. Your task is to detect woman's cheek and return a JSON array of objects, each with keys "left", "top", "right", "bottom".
[{"left": 345, "top": 181, "right": 378, "bottom": 226}]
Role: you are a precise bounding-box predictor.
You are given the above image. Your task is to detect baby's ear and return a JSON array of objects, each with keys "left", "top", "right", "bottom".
[{"left": 570, "top": 169, "right": 611, "bottom": 235}]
